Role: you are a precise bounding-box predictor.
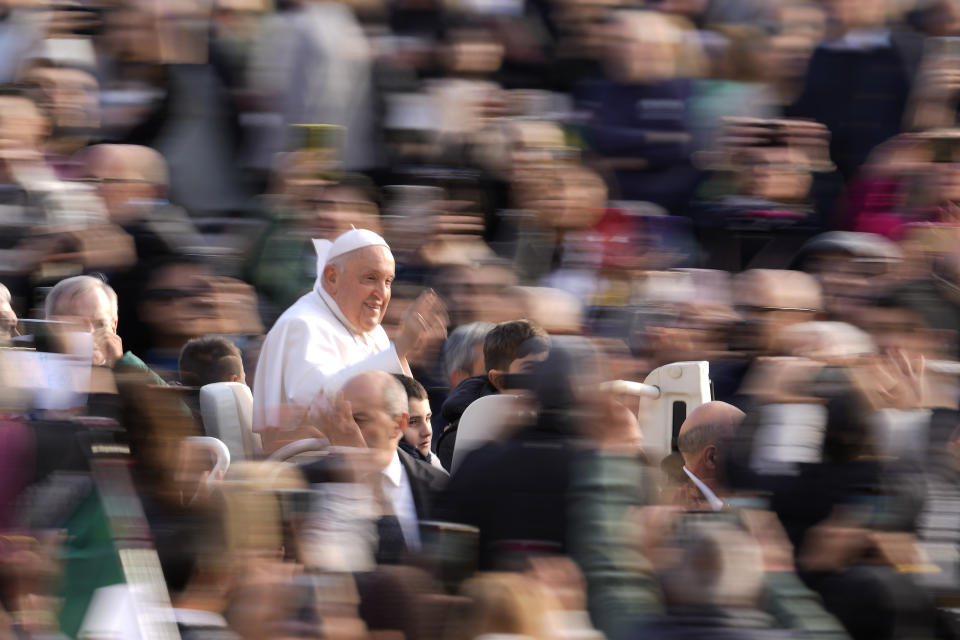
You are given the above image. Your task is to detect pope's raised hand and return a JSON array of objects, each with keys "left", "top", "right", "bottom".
[{"left": 394, "top": 289, "right": 448, "bottom": 359}]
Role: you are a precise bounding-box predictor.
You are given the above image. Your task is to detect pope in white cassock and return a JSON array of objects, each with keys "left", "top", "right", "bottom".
[{"left": 252, "top": 228, "right": 446, "bottom": 451}]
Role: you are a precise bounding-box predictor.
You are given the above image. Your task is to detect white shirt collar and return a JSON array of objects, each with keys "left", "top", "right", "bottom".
[
  {"left": 382, "top": 450, "right": 403, "bottom": 487},
  {"left": 682, "top": 465, "right": 724, "bottom": 511}
]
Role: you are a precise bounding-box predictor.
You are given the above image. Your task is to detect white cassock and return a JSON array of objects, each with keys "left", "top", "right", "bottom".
[{"left": 252, "top": 232, "right": 406, "bottom": 431}]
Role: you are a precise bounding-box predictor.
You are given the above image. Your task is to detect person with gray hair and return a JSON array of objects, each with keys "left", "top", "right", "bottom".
[
  {"left": 676, "top": 401, "right": 746, "bottom": 511},
  {"left": 442, "top": 321, "right": 494, "bottom": 390},
  {"left": 43, "top": 275, "right": 163, "bottom": 382}
]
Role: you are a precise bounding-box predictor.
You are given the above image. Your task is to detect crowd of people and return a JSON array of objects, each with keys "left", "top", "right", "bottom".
[{"left": 5, "top": 0, "right": 960, "bottom": 639}]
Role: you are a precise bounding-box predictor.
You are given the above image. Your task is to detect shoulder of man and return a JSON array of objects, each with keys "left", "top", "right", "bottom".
[
  {"left": 114, "top": 351, "right": 167, "bottom": 387},
  {"left": 399, "top": 447, "right": 449, "bottom": 489}
]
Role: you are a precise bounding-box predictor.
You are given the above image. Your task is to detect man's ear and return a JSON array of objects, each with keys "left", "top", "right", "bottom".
[
  {"left": 395, "top": 412, "right": 410, "bottom": 438},
  {"left": 322, "top": 264, "right": 339, "bottom": 292},
  {"left": 488, "top": 369, "right": 505, "bottom": 391},
  {"left": 704, "top": 444, "right": 718, "bottom": 470}
]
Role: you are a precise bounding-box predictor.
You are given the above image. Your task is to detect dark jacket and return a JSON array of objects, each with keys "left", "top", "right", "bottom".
[
  {"left": 628, "top": 607, "right": 805, "bottom": 640},
  {"left": 398, "top": 439, "right": 445, "bottom": 472},
  {"left": 787, "top": 29, "right": 924, "bottom": 180},
  {"left": 435, "top": 375, "right": 498, "bottom": 471},
  {"left": 397, "top": 447, "right": 449, "bottom": 522},
  {"left": 576, "top": 76, "right": 700, "bottom": 211},
  {"left": 435, "top": 417, "right": 578, "bottom": 569},
  {"left": 299, "top": 448, "right": 447, "bottom": 522}
]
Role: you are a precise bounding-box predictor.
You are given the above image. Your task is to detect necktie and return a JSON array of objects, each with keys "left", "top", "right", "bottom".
[{"left": 371, "top": 474, "right": 406, "bottom": 564}]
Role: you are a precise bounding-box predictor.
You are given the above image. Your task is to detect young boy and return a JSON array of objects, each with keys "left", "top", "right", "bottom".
[{"left": 394, "top": 374, "right": 447, "bottom": 472}]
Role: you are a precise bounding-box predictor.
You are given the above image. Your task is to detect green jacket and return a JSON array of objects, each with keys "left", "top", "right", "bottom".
[
  {"left": 114, "top": 351, "right": 167, "bottom": 386},
  {"left": 568, "top": 452, "right": 850, "bottom": 640}
]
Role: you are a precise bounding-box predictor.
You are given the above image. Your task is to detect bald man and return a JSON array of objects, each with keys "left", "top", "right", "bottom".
[
  {"left": 305, "top": 370, "right": 448, "bottom": 565},
  {"left": 676, "top": 401, "right": 745, "bottom": 511}
]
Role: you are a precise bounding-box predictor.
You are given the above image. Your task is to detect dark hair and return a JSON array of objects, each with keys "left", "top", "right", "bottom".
[
  {"left": 178, "top": 336, "right": 244, "bottom": 387},
  {"left": 392, "top": 374, "right": 428, "bottom": 401},
  {"left": 483, "top": 320, "right": 549, "bottom": 372}
]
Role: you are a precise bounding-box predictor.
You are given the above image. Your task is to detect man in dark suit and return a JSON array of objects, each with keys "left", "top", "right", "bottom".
[{"left": 323, "top": 370, "right": 448, "bottom": 563}]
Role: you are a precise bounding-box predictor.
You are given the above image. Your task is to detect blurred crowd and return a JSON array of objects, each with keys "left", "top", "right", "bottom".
[{"left": 7, "top": 0, "right": 960, "bottom": 639}]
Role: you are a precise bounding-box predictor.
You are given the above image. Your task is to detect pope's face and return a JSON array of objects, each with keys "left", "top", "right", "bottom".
[{"left": 326, "top": 245, "right": 395, "bottom": 333}]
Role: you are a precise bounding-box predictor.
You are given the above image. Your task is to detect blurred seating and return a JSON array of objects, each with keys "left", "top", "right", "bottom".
[
  {"left": 199, "top": 381, "right": 259, "bottom": 461},
  {"left": 267, "top": 437, "right": 331, "bottom": 464},
  {"left": 639, "top": 361, "right": 712, "bottom": 463},
  {"left": 451, "top": 394, "right": 529, "bottom": 473},
  {"left": 185, "top": 435, "right": 232, "bottom": 483}
]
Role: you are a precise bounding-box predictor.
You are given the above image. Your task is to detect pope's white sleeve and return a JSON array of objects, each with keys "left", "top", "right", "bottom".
[
  {"left": 285, "top": 319, "right": 405, "bottom": 406},
  {"left": 321, "top": 345, "right": 405, "bottom": 396}
]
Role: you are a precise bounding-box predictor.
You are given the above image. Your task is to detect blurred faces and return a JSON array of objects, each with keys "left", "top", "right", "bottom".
[
  {"left": 804, "top": 252, "right": 892, "bottom": 320},
  {"left": 857, "top": 305, "right": 939, "bottom": 360},
  {"left": 322, "top": 246, "right": 395, "bottom": 333},
  {"left": 733, "top": 270, "right": 822, "bottom": 354},
  {"left": 605, "top": 11, "right": 682, "bottom": 84},
  {"left": 444, "top": 29, "right": 504, "bottom": 75},
  {"left": 83, "top": 146, "right": 164, "bottom": 221},
  {"left": 213, "top": 0, "right": 269, "bottom": 48},
  {"left": 0, "top": 96, "right": 46, "bottom": 152},
  {"left": 734, "top": 146, "right": 812, "bottom": 202},
  {"left": 403, "top": 397, "right": 433, "bottom": 458},
  {"left": 303, "top": 185, "right": 379, "bottom": 238},
  {"left": 438, "top": 263, "right": 518, "bottom": 327},
  {"left": 516, "top": 166, "right": 607, "bottom": 231},
  {"left": 140, "top": 263, "right": 220, "bottom": 347},
  {"left": 767, "top": 2, "right": 827, "bottom": 81},
  {"left": 20, "top": 66, "right": 100, "bottom": 133}
]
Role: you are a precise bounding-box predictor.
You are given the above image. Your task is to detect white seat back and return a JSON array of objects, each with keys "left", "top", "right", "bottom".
[
  {"left": 450, "top": 362, "right": 711, "bottom": 471},
  {"left": 199, "top": 382, "right": 259, "bottom": 460},
  {"left": 451, "top": 394, "right": 532, "bottom": 473},
  {"left": 639, "top": 361, "right": 711, "bottom": 463},
  {"left": 186, "top": 435, "right": 231, "bottom": 478}
]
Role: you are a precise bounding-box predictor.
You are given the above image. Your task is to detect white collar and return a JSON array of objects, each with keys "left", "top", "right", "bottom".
[
  {"left": 382, "top": 450, "right": 403, "bottom": 487},
  {"left": 682, "top": 465, "right": 724, "bottom": 511},
  {"left": 172, "top": 609, "right": 229, "bottom": 628}
]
